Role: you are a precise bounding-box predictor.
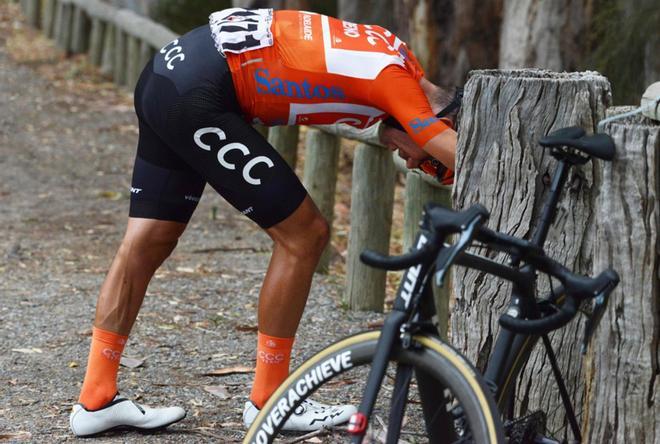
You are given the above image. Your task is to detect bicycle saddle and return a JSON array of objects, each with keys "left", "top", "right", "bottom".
[{"left": 539, "top": 127, "right": 615, "bottom": 161}]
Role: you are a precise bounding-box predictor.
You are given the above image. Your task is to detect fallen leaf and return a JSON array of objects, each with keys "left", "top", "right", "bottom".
[
  {"left": 12, "top": 348, "right": 43, "bottom": 354},
  {"left": 203, "top": 385, "right": 229, "bottom": 399},
  {"left": 0, "top": 431, "right": 32, "bottom": 441},
  {"left": 176, "top": 266, "right": 196, "bottom": 273},
  {"left": 120, "top": 356, "right": 144, "bottom": 369},
  {"left": 235, "top": 324, "right": 258, "bottom": 332},
  {"left": 366, "top": 320, "right": 385, "bottom": 329},
  {"left": 201, "top": 366, "right": 254, "bottom": 377},
  {"left": 219, "top": 422, "right": 243, "bottom": 428},
  {"left": 157, "top": 324, "right": 176, "bottom": 330},
  {"left": 68, "top": 361, "right": 78, "bottom": 368},
  {"left": 97, "top": 190, "right": 122, "bottom": 200},
  {"left": 305, "top": 438, "right": 322, "bottom": 443}
]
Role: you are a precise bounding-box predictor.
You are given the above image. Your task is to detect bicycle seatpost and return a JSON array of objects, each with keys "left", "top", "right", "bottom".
[{"left": 530, "top": 159, "right": 570, "bottom": 248}]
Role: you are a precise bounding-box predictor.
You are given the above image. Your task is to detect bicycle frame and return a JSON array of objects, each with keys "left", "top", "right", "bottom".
[
  {"left": 482, "top": 156, "right": 584, "bottom": 441},
  {"left": 352, "top": 153, "right": 588, "bottom": 442}
]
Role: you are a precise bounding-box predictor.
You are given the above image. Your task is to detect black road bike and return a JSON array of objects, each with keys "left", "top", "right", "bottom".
[{"left": 243, "top": 127, "right": 619, "bottom": 444}]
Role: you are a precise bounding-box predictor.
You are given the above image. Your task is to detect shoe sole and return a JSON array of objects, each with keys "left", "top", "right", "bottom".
[{"left": 74, "top": 411, "right": 187, "bottom": 438}]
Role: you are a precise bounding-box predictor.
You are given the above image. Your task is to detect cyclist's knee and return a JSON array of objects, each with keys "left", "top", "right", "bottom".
[
  {"left": 275, "top": 214, "right": 329, "bottom": 260},
  {"left": 117, "top": 219, "right": 185, "bottom": 267}
]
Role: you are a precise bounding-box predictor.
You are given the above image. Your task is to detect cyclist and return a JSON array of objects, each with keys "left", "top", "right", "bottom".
[{"left": 69, "top": 7, "right": 459, "bottom": 437}]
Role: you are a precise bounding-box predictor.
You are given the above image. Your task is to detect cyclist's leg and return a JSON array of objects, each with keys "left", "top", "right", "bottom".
[
  {"left": 78, "top": 118, "right": 204, "bottom": 412},
  {"left": 153, "top": 75, "right": 330, "bottom": 411}
]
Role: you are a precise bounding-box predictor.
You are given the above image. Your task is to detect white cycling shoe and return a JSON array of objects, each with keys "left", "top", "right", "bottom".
[
  {"left": 243, "top": 398, "right": 357, "bottom": 432},
  {"left": 69, "top": 394, "right": 186, "bottom": 437}
]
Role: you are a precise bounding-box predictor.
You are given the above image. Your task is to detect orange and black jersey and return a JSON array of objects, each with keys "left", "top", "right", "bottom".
[{"left": 210, "top": 8, "right": 450, "bottom": 148}]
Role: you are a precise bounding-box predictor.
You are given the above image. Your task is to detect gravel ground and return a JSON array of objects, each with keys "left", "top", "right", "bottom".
[{"left": 0, "top": 6, "right": 385, "bottom": 443}]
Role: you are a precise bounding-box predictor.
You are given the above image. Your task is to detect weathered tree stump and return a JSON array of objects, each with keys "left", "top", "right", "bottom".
[
  {"left": 302, "top": 129, "right": 341, "bottom": 273},
  {"left": 345, "top": 143, "right": 395, "bottom": 311},
  {"left": 585, "top": 108, "right": 659, "bottom": 443},
  {"left": 268, "top": 126, "right": 299, "bottom": 169},
  {"left": 451, "top": 69, "right": 611, "bottom": 435}
]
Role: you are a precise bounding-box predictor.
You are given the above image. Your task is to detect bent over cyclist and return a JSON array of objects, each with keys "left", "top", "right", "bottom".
[{"left": 69, "top": 7, "right": 459, "bottom": 437}]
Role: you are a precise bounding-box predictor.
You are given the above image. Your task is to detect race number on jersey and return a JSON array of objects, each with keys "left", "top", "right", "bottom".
[{"left": 210, "top": 8, "right": 274, "bottom": 55}]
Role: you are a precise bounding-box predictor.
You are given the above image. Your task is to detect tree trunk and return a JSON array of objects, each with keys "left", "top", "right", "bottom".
[
  {"left": 393, "top": 0, "right": 503, "bottom": 85},
  {"left": 585, "top": 108, "right": 660, "bottom": 443},
  {"left": 451, "top": 69, "right": 611, "bottom": 437},
  {"left": 338, "top": 0, "right": 394, "bottom": 30},
  {"left": 499, "top": 0, "right": 592, "bottom": 71}
]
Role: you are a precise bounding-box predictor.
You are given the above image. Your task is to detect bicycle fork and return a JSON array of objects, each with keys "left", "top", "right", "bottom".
[{"left": 347, "top": 310, "right": 407, "bottom": 443}]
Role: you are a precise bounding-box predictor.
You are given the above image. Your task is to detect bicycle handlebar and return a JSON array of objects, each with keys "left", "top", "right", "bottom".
[
  {"left": 360, "top": 239, "right": 437, "bottom": 271},
  {"left": 360, "top": 203, "right": 620, "bottom": 335},
  {"left": 499, "top": 268, "right": 619, "bottom": 335}
]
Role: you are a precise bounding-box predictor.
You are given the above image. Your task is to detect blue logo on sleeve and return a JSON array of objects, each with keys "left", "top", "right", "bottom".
[
  {"left": 254, "top": 69, "right": 345, "bottom": 100},
  {"left": 409, "top": 117, "right": 439, "bottom": 133}
]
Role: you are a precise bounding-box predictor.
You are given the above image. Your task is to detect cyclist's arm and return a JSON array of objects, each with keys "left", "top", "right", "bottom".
[{"left": 369, "top": 65, "right": 456, "bottom": 169}]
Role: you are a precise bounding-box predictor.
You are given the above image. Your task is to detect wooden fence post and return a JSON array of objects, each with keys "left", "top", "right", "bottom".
[
  {"left": 139, "top": 40, "right": 154, "bottom": 74},
  {"left": 451, "top": 69, "right": 611, "bottom": 433},
  {"left": 403, "top": 173, "right": 452, "bottom": 337},
  {"left": 345, "top": 143, "right": 396, "bottom": 311},
  {"left": 100, "top": 23, "right": 115, "bottom": 76},
  {"left": 303, "top": 129, "right": 341, "bottom": 273},
  {"left": 126, "top": 35, "right": 141, "bottom": 90},
  {"left": 23, "top": 0, "right": 40, "bottom": 27},
  {"left": 113, "top": 27, "right": 127, "bottom": 86},
  {"left": 54, "top": 0, "right": 73, "bottom": 53},
  {"left": 70, "top": 4, "right": 90, "bottom": 54},
  {"left": 268, "top": 126, "right": 299, "bottom": 169},
  {"left": 585, "top": 108, "right": 659, "bottom": 443},
  {"left": 41, "top": 0, "right": 55, "bottom": 37},
  {"left": 88, "top": 18, "right": 105, "bottom": 66}
]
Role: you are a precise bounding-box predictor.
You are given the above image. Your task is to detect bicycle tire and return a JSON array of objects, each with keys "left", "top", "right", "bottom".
[
  {"left": 488, "top": 330, "right": 583, "bottom": 443},
  {"left": 243, "top": 331, "right": 504, "bottom": 444}
]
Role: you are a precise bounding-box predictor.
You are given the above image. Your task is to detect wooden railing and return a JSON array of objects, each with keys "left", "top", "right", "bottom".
[{"left": 16, "top": 0, "right": 451, "bottom": 315}]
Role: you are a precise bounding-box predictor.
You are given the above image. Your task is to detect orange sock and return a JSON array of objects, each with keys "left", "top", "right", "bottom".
[
  {"left": 78, "top": 327, "right": 128, "bottom": 410},
  {"left": 250, "top": 332, "right": 295, "bottom": 409}
]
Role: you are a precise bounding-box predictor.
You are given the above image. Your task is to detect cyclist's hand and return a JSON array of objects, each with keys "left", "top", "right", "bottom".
[{"left": 379, "top": 125, "right": 428, "bottom": 168}]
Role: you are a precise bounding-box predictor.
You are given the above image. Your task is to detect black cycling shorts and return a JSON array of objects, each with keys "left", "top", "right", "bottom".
[{"left": 130, "top": 25, "right": 307, "bottom": 228}]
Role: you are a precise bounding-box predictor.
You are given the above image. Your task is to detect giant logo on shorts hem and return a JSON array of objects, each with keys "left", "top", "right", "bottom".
[
  {"left": 249, "top": 350, "right": 353, "bottom": 444},
  {"left": 193, "top": 127, "right": 274, "bottom": 186}
]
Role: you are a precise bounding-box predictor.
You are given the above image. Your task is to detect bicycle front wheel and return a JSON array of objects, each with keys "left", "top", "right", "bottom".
[{"left": 243, "top": 331, "right": 504, "bottom": 444}]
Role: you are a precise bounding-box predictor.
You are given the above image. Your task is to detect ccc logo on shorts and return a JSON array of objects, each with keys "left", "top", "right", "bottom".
[{"left": 193, "top": 127, "right": 274, "bottom": 186}]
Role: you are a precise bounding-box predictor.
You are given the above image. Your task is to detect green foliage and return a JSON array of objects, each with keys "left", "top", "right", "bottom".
[
  {"left": 587, "top": 0, "right": 660, "bottom": 105},
  {"left": 152, "top": 0, "right": 232, "bottom": 34}
]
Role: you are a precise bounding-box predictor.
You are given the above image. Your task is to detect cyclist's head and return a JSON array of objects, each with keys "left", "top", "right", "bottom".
[{"left": 429, "top": 85, "right": 462, "bottom": 126}]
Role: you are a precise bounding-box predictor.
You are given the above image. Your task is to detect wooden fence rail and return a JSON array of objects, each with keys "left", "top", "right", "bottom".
[{"left": 16, "top": 0, "right": 450, "bottom": 316}]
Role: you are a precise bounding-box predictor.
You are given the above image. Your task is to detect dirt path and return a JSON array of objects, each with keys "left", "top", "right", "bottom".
[{"left": 0, "top": 5, "right": 381, "bottom": 442}]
